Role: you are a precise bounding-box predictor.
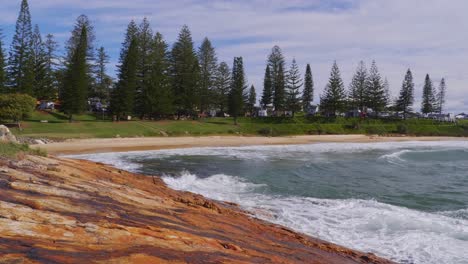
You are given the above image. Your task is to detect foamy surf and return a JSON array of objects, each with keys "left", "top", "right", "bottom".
[
  {"left": 74, "top": 141, "right": 468, "bottom": 264},
  {"left": 162, "top": 172, "right": 468, "bottom": 264}
]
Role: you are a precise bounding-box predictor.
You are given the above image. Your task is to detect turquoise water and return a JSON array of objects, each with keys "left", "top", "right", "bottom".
[{"left": 73, "top": 141, "right": 468, "bottom": 264}]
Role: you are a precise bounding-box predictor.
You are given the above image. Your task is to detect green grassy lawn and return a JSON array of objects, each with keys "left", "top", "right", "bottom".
[{"left": 7, "top": 110, "right": 468, "bottom": 139}]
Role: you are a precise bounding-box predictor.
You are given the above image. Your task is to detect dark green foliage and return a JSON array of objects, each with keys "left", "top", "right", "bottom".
[
  {"left": 94, "top": 46, "right": 112, "bottom": 101},
  {"left": 421, "top": 74, "right": 436, "bottom": 114},
  {"left": 247, "top": 85, "right": 256, "bottom": 114},
  {"left": 436, "top": 78, "right": 446, "bottom": 114},
  {"left": 261, "top": 65, "right": 273, "bottom": 107},
  {"left": 366, "top": 61, "right": 387, "bottom": 113},
  {"left": 171, "top": 25, "right": 200, "bottom": 117},
  {"left": 285, "top": 58, "right": 302, "bottom": 116},
  {"left": 214, "top": 61, "right": 231, "bottom": 114},
  {"left": 274, "top": 63, "right": 286, "bottom": 112},
  {"left": 0, "top": 93, "right": 36, "bottom": 122},
  {"left": 396, "top": 69, "right": 415, "bottom": 119},
  {"left": 0, "top": 31, "right": 6, "bottom": 93},
  {"left": 229, "top": 57, "right": 247, "bottom": 124},
  {"left": 64, "top": 15, "right": 96, "bottom": 99},
  {"left": 65, "top": 14, "right": 95, "bottom": 63},
  {"left": 8, "top": 0, "right": 34, "bottom": 95},
  {"left": 302, "top": 64, "right": 314, "bottom": 111},
  {"left": 198, "top": 37, "right": 218, "bottom": 113},
  {"left": 134, "top": 18, "right": 153, "bottom": 117},
  {"left": 40, "top": 34, "right": 59, "bottom": 100},
  {"left": 118, "top": 20, "right": 138, "bottom": 66},
  {"left": 320, "top": 61, "right": 346, "bottom": 116},
  {"left": 268, "top": 46, "right": 286, "bottom": 111},
  {"left": 348, "top": 61, "right": 367, "bottom": 111},
  {"left": 144, "top": 33, "right": 173, "bottom": 118},
  {"left": 110, "top": 38, "right": 138, "bottom": 119},
  {"left": 61, "top": 26, "right": 88, "bottom": 121},
  {"left": 31, "top": 25, "right": 48, "bottom": 99}
]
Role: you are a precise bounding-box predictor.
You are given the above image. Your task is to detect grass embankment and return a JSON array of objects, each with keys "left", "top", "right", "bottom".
[
  {"left": 8, "top": 110, "right": 468, "bottom": 140},
  {"left": 0, "top": 142, "right": 47, "bottom": 158}
]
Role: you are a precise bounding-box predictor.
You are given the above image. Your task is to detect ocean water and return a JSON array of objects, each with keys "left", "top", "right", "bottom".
[{"left": 71, "top": 141, "right": 468, "bottom": 264}]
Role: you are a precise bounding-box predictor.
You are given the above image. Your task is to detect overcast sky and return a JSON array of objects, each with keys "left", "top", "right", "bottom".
[{"left": 1, "top": 0, "right": 467, "bottom": 112}]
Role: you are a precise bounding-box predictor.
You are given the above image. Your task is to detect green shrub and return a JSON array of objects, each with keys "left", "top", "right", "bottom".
[
  {"left": 0, "top": 94, "right": 36, "bottom": 122},
  {"left": 0, "top": 142, "right": 47, "bottom": 158}
]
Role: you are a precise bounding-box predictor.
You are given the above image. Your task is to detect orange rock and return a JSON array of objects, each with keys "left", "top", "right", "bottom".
[{"left": 0, "top": 156, "right": 396, "bottom": 264}]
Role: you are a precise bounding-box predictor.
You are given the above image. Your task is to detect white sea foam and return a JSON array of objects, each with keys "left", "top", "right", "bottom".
[
  {"left": 69, "top": 140, "right": 468, "bottom": 163},
  {"left": 162, "top": 172, "right": 468, "bottom": 264},
  {"left": 73, "top": 141, "right": 468, "bottom": 264}
]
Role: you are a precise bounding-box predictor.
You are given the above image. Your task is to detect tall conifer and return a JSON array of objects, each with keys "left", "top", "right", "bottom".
[
  {"left": 198, "top": 37, "right": 218, "bottom": 113},
  {"left": 8, "top": 0, "right": 34, "bottom": 94},
  {"left": 111, "top": 38, "right": 138, "bottom": 119},
  {"left": 0, "top": 30, "right": 6, "bottom": 93},
  {"left": 268, "top": 46, "right": 286, "bottom": 112},
  {"left": 366, "top": 61, "right": 387, "bottom": 114},
  {"left": 302, "top": 64, "right": 314, "bottom": 111},
  {"left": 229, "top": 57, "right": 247, "bottom": 124},
  {"left": 285, "top": 58, "right": 302, "bottom": 116},
  {"left": 261, "top": 65, "right": 273, "bottom": 107},
  {"left": 145, "top": 32, "right": 173, "bottom": 117},
  {"left": 62, "top": 27, "right": 88, "bottom": 121},
  {"left": 31, "top": 24, "right": 48, "bottom": 99},
  {"left": 94, "top": 47, "right": 111, "bottom": 101},
  {"left": 171, "top": 25, "right": 200, "bottom": 118},
  {"left": 436, "top": 78, "right": 446, "bottom": 114},
  {"left": 214, "top": 62, "right": 231, "bottom": 114},
  {"left": 421, "top": 74, "right": 436, "bottom": 114},
  {"left": 320, "top": 61, "right": 346, "bottom": 116},
  {"left": 348, "top": 61, "right": 367, "bottom": 111},
  {"left": 396, "top": 69, "right": 415, "bottom": 119},
  {"left": 247, "top": 85, "right": 256, "bottom": 114}
]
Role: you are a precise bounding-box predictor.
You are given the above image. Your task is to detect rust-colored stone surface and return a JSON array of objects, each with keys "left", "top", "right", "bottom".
[{"left": 0, "top": 155, "right": 395, "bottom": 264}]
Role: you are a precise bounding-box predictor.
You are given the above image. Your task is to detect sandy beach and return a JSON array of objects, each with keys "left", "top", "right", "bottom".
[{"left": 34, "top": 135, "right": 468, "bottom": 155}]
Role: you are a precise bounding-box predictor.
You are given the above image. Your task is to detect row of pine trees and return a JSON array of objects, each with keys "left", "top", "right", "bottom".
[
  {"left": 0, "top": 0, "right": 448, "bottom": 122},
  {"left": 259, "top": 47, "right": 447, "bottom": 118}
]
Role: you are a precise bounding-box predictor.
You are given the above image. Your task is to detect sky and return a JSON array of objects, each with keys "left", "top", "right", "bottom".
[{"left": 1, "top": 0, "right": 467, "bottom": 113}]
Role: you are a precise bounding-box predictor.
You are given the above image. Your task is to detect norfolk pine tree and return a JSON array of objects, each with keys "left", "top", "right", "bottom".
[
  {"left": 62, "top": 26, "right": 88, "bottom": 122},
  {"left": 365, "top": 61, "right": 387, "bottom": 114},
  {"left": 320, "top": 61, "right": 346, "bottom": 116},
  {"left": 302, "top": 64, "right": 314, "bottom": 112},
  {"left": 0, "top": 30, "right": 6, "bottom": 93},
  {"left": 229, "top": 57, "right": 247, "bottom": 125},
  {"left": 31, "top": 24, "right": 48, "bottom": 99},
  {"left": 436, "top": 78, "right": 446, "bottom": 114},
  {"left": 94, "top": 46, "right": 111, "bottom": 101},
  {"left": 110, "top": 38, "right": 138, "bottom": 120},
  {"left": 268, "top": 46, "right": 286, "bottom": 112},
  {"left": 421, "top": 74, "right": 436, "bottom": 114},
  {"left": 348, "top": 61, "right": 367, "bottom": 111},
  {"left": 145, "top": 32, "right": 173, "bottom": 118},
  {"left": 396, "top": 69, "right": 415, "bottom": 119},
  {"left": 41, "top": 34, "right": 59, "bottom": 100},
  {"left": 171, "top": 25, "right": 200, "bottom": 118},
  {"left": 8, "top": 0, "right": 35, "bottom": 95},
  {"left": 198, "top": 37, "right": 218, "bottom": 114},
  {"left": 285, "top": 58, "right": 302, "bottom": 117},
  {"left": 135, "top": 18, "right": 154, "bottom": 117},
  {"left": 261, "top": 65, "right": 273, "bottom": 107},
  {"left": 214, "top": 62, "right": 231, "bottom": 114},
  {"left": 247, "top": 85, "right": 256, "bottom": 114}
]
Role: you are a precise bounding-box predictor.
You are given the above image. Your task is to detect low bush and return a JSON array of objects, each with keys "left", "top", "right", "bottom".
[{"left": 0, "top": 142, "right": 47, "bottom": 159}]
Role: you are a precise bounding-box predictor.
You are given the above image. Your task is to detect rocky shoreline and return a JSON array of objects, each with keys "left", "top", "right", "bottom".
[{"left": 0, "top": 154, "right": 398, "bottom": 264}]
